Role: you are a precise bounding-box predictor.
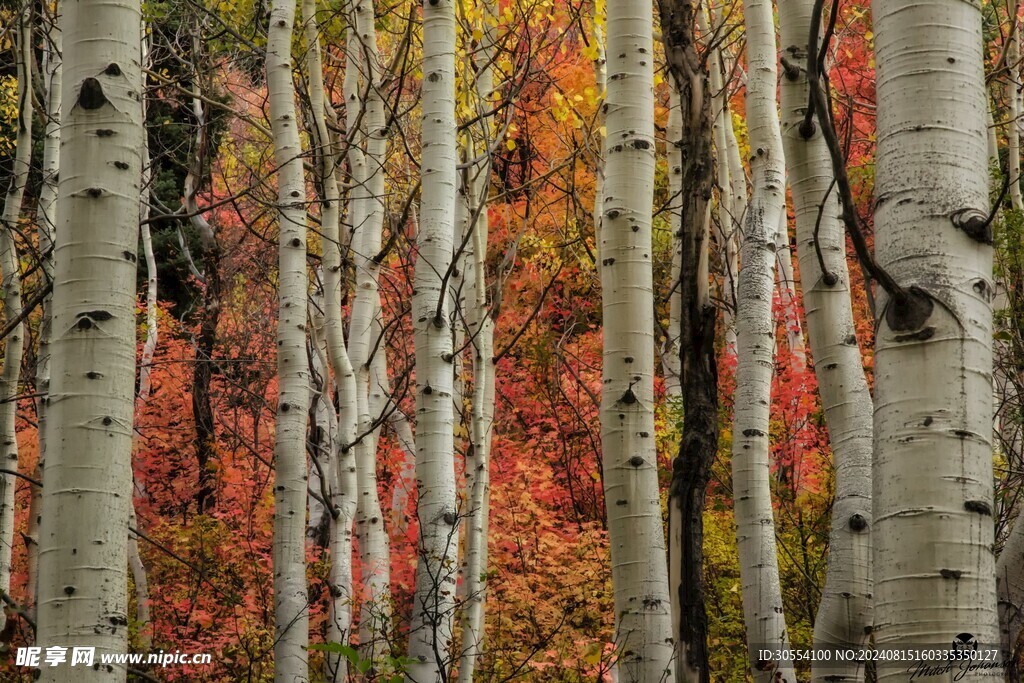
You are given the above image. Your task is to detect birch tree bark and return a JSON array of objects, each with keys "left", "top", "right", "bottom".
[
  {"left": 456, "top": 1, "right": 500, "bottom": 677},
  {"left": 777, "top": 1, "right": 873, "bottom": 680},
  {"left": 1008, "top": 19, "right": 1023, "bottom": 211},
  {"left": 344, "top": 0, "right": 392, "bottom": 655},
  {"left": 405, "top": 0, "right": 460, "bottom": 677},
  {"left": 599, "top": 0, "right": 675, "bottom": 679},
  {"left": 29, "top": 1, "right": 62, "bottom": 620},
  {"left": 719, "top": 46, "right": 746, "bottom": 355},
  {"left": 35, "top": 0, "right": 143, "bottom": 676},
  {"left": 775, "top": 203, "right": 806, "bottom": 365},
  {"left": 731, "top": 0, "right": 794, "bottom": 679},
  {"left": 129, "top": 30, "right": 156, "bottom": 650},
  {"left": 872, "top": 0, "right": 1000, "bottom": 678},
  {"left": 0, "top": 1, "right": 32, "bottom": 633},
  {"left": 267, "top": 1, "right": 310, "bottom": 678}
]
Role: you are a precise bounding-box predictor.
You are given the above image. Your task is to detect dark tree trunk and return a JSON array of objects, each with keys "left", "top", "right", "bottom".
[
  {"left": 193, "top": 239, "right": 220, "bottom": 514},
  {"left": 658, "top": 1, "right": 719, "bottom": 681}
]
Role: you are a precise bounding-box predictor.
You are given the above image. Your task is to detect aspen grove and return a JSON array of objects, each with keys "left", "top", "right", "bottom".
[{"left": 7, "top": 0, "right": 1024, "bottom": 681}]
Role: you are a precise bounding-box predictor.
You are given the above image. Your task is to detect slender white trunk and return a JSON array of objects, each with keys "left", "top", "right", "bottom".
[
  {"left": 699, "top": 5, "right": 736, "bottom": 356},
  {"left": 872, "top": 0, "right": 1000, "bottom": 678},
  {"left": 599, "top": 0, "right": 674, "bottom": 679},
  {"left": 1009, "top": 19, "right": 1023, "bottom": 211},
  {"left": 405, "top": 0, "right": 459, "bottom": 677},
  {"left": 777, "top": 2, "right": 873, "bottom": 679},
  {"left": 267, "top": 1, "right": 310, "bottom": 679},
  {"left": 306, "top": 300, "right": 333, "bottom": 543},
  {"left": 345, "top": 0, "right": 392, "bottom": 656},
  {"left": 35, "top": 0, "right": 143, "bottom": 677},
  {"left": 129, "top": 28, "right": 156, "bottom": 652},
  {"left": 775, "top": 202, "right": 806, "bottom": 366},
  {"left": 0, "top": 2, "right": 32, "bottom": 633},
  {"left": 721, "top": 68, "right": 745, "bottom": 355},
  {"left": 298, "top": 3, "right": 359, "bottom": 678},
  {"left": 333, "top": 0, "right": 392, "bottom": 654},
  {"left": 29, "top": 3, "right": 62, "bottom": 622},
  {"left": 664, "top": 85, "right": 684, "bottom": 400},
  {"left": 592, "top": 18, "right": 607, "bottom": 265},
  {"left": 456, "top": 2, "right": 500, "bottom": 676},
  {"left": 731, "top": 0, "right": 793, "bottom": 680}
]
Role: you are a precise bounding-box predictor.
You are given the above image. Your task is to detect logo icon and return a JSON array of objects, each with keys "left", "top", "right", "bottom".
[{"left": 952, "top": 633, "right": 979, "bottom": 652}]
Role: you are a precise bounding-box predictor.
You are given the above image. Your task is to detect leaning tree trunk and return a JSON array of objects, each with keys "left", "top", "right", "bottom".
[
  {"left": 599, "top": 0, "right": 675, "bottom": 679},
  {"left": 35, "top": 0, "right": 143, "bottom": 677},
  {"left": 731, "top": 0, "right": 794, "bottom": 680},
  {"left": 405, "top": 0, "right": 459, "bottom": 678},
  {"left": 0, "top": 1, "right": 32, "bottom": 634},
  {"left": 872, "top": 0, "right": 1000, "bottom": 679},
  {"left": 344, "top": 0, "right": 392, "bottom": 657},
  {"left": 777, "top": 1, "right": 873, "bottom": 680},
  {"left": 267, "top": 1, "right": 310, "bottom": 680},
  {"left": 301, "top": 7, "right": 359, "bottom": 675},
  {"left": 658, "top": 1, "right": 718, "bottom": 680}
]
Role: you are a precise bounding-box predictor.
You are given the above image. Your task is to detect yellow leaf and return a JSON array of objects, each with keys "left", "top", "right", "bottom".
[{"left": 506, "top": 138, "right": 516, "bottom": 151}]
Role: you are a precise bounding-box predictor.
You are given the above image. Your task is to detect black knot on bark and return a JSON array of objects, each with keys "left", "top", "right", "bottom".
[
  {"left": 78, "top": 78, "right": 108, "bottom": 110},
  {"left": 798, "top": 119, "right": 816, "bottom": 139},
  {"left": 619, "top": 388, "right": 637, "bottom": 404},
  {"left": 104, "top": 63, "right": 122, "bottom": 76},
  {"left": 628, "top": 456, "right": 645, "bottom": 467},
  {"left": 442, "top": 510, "right": 457, "bottom": 525},
  {"left": 964, "top": 500, "right": 992, "bottom": 516},
  {"left": 848, "top": 514, "right": 868, "bottom": 532},
  {"left": 885, "top": 285, "right": 934, "bottom": 333},
  {"left": 951, "top": 207, "right": 994, "bottom": 245}
]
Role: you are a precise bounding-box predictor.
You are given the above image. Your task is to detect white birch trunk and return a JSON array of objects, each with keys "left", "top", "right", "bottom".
[
  {"left": 1009, "top": 20, "right": 1023, "bottom": 211},
  {"left": 775, "top": 203, "right": 806, "bottom": 366},
  {"left": 721, "top": 75, "right": 746, "bottom": 355},
  {"left": 872, "top": 0, "right": 1000, "bottom": 678},
  {"left": 456, "top": 2, "right": 500, "bottom": 676},
  {"left": 731, "top": 0, "right": 794, "bottom": 679},
  {"left": 345, "top": 0, "right": 392, "bottom": 656},
  {"left": 599, "top": 0, "right": 674, "bottom": 679},
  {"left": 777, "top": 2, "right": 873, "bottom": 679},
  {"left": 593, "top": 18, "right": 607, "bottom": 266},
  {"left": 663, "top": 85, "right": 684, "bottom": 400},
  {"left": 0, "top": 2, "right": 32, "bottom": 633},
  {"left": 35, "top": 0, "right": 143, "bottom": 676},
  {"left": 297, "top": 3, "right": 359, "bottom": 678},
  {"left": 129, "top": 28, "right": 156, "bottom": 651},
  {"left": 405, "top": 0, "right": 459, "bottom": 677},
  {"left": 699, "top": 5, "right": 736, "bottom": 356},
  {"left": 29, "top": 3, "right": 62, "bottom": 621},
  {"left": 267, "top": 1, "right": 310, "bottom": 678}
]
